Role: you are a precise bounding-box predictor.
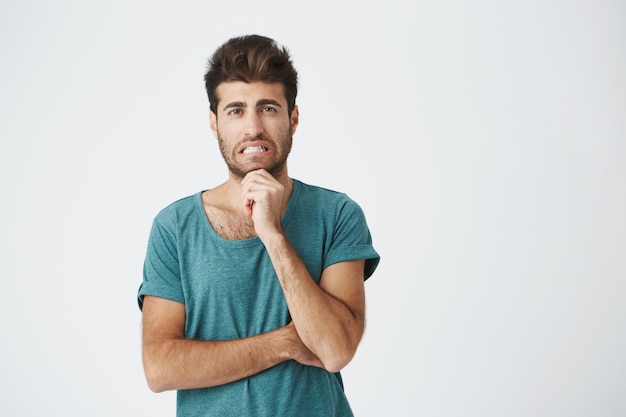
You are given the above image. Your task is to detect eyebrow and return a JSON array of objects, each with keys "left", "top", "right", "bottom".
[
  {"left": 222, "top": 101, "right": 245, "bottom": 112},
  {"left": 221, "top": 99, "right": 283, "bottom": 112},
  {"left": 257, "top": 99, "right": 282, "bottom": 108}
]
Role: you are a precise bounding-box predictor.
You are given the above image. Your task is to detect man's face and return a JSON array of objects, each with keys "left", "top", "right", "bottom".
[{"left": 210, "top": 81, "right": 299, "bottom": 181}]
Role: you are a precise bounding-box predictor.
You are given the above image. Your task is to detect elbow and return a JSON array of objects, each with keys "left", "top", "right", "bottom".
[
  {"left": 146, "top": 376, "right": 168, "bottom": 394},
  {"left": 316, "top": 326, "right": 364, "bottom": 373},
  {"left": 323, "top": 361, "right": 347, "bottom": 374},
  {"left": 147, "top": 381, "right": 167, "bottom": 394},
  {"left": 320, "top": 348, "right": 357, "bottom": 373},
  {"left": 143, "top": 355, "right": 175, "bottom": 393},
  {"left": 144, "top": 364, "right": 168, "bottom": 393}
]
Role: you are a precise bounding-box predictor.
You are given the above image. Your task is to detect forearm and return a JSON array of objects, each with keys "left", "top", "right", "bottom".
[
  {"left": 143, "top": 326, "right": 292, "bottom": 392},
  {"left": 262, "top": 233, "right": 364, "bottom": 372}
]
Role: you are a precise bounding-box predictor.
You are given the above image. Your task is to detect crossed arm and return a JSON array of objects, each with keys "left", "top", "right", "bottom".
[{"left": 141, "top": 259, "right": 365, "bottom": 392}]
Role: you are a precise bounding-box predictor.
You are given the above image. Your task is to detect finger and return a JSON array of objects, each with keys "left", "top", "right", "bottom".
[
  {"left": 241, "top": 179, "right": 274, "bottom": 202},
  {"left": 241, "top": 169, "right": 275, "bottom": 188},
  {"left": 242, "top": 194, "right": 254, "bottom": 216}
]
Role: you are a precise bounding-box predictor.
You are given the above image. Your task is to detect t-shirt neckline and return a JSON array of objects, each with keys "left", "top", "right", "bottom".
[{"left": 194, "top": 178, "right": 301, "bottom": 246}]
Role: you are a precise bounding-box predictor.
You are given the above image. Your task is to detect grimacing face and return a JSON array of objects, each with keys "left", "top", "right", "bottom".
[{"left": 210, "top": 81, "right": 298, "bottom": 181}]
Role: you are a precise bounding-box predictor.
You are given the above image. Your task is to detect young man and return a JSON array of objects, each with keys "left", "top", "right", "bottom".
[{"left": 137, "top": 34, "right": 380, "bottom": 416}]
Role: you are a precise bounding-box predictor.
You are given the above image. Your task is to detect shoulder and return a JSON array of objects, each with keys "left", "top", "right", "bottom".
[
  {"left": 294, "top": 180, "right": 363, "bottom": 215},
  {"left": 152, "top": 192, "right": 203, "bottom": 227},
  {"left": 294, "top": 179, "right": 353, "bottom": 204}
]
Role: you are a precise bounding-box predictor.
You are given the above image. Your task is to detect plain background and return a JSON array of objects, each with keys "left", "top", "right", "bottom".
[{"left": 1, "top": 0, "right": 625, "bottom": 416}]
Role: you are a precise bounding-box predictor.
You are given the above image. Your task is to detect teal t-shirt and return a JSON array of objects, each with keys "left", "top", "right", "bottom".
[{"left": 138, "top": 179, "right": 380, "bottom": 417}]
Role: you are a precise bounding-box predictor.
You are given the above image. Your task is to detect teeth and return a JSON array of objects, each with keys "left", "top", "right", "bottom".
[{"left": 242, "top": 146, "right": 266, "bottom": 154}]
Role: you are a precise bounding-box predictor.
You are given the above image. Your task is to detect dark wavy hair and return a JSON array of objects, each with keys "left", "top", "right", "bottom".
[{"left": 204, "top": 35, "right": 298, "bottom": 115}]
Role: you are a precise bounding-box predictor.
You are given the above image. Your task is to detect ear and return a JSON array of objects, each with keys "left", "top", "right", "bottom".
[
  {"left": 290, "top": 105, "right": 299, "bottom": 135},
  {"left": 209, "top": 110, "right": 218, "bottom": 138}
]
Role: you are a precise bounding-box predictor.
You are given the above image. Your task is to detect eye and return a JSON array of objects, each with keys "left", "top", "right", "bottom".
[
  {"left": 260, "top": 106, "right": 277, "bottom": 113},
  {"left": 227, "top": 108, "right": 243, "bottom": 116}
]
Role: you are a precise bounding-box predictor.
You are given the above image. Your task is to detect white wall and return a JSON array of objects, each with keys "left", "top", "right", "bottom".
[{"left": 1, "top": 1, "right": 624, "bottom": 416}]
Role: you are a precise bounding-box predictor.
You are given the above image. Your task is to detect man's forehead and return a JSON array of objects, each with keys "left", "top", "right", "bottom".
[{"left": 216, "top": 81, "right": 286, "bottom": 105}]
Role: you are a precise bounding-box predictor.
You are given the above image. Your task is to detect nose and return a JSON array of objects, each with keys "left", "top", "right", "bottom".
[{"left": 243, "top": 111, "right": 264, "bottom": 137}]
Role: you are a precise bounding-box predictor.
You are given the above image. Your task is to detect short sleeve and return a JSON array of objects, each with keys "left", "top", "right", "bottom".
[
  {"left": 324, "top": 196, "right": 380, "bottom": 280},
  {"left": 137, "top": 219, "right": 185, "bottom": 309}
]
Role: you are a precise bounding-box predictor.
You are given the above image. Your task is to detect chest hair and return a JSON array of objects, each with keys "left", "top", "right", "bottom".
[{"left": 204, "top": 206, "right": 257, "bottom": 240}]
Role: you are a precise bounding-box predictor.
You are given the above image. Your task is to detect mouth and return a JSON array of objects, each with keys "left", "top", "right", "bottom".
[{"left": 241, "top": 145, "right": 269, "bottom": 154}]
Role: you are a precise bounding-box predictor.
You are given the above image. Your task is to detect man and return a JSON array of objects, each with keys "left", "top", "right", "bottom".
[{"left": 137, "top": 34, "right": 380, "bottom": 416}]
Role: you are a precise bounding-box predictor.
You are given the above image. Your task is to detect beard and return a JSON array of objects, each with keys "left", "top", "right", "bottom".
[{"left": 217, "top": 127, "right": 293, "bottom": 181}]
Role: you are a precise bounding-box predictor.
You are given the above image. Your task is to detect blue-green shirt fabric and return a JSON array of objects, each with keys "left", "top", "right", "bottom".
[{"left": 138, "top": 179, "right": 380, "bottom": 417}]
